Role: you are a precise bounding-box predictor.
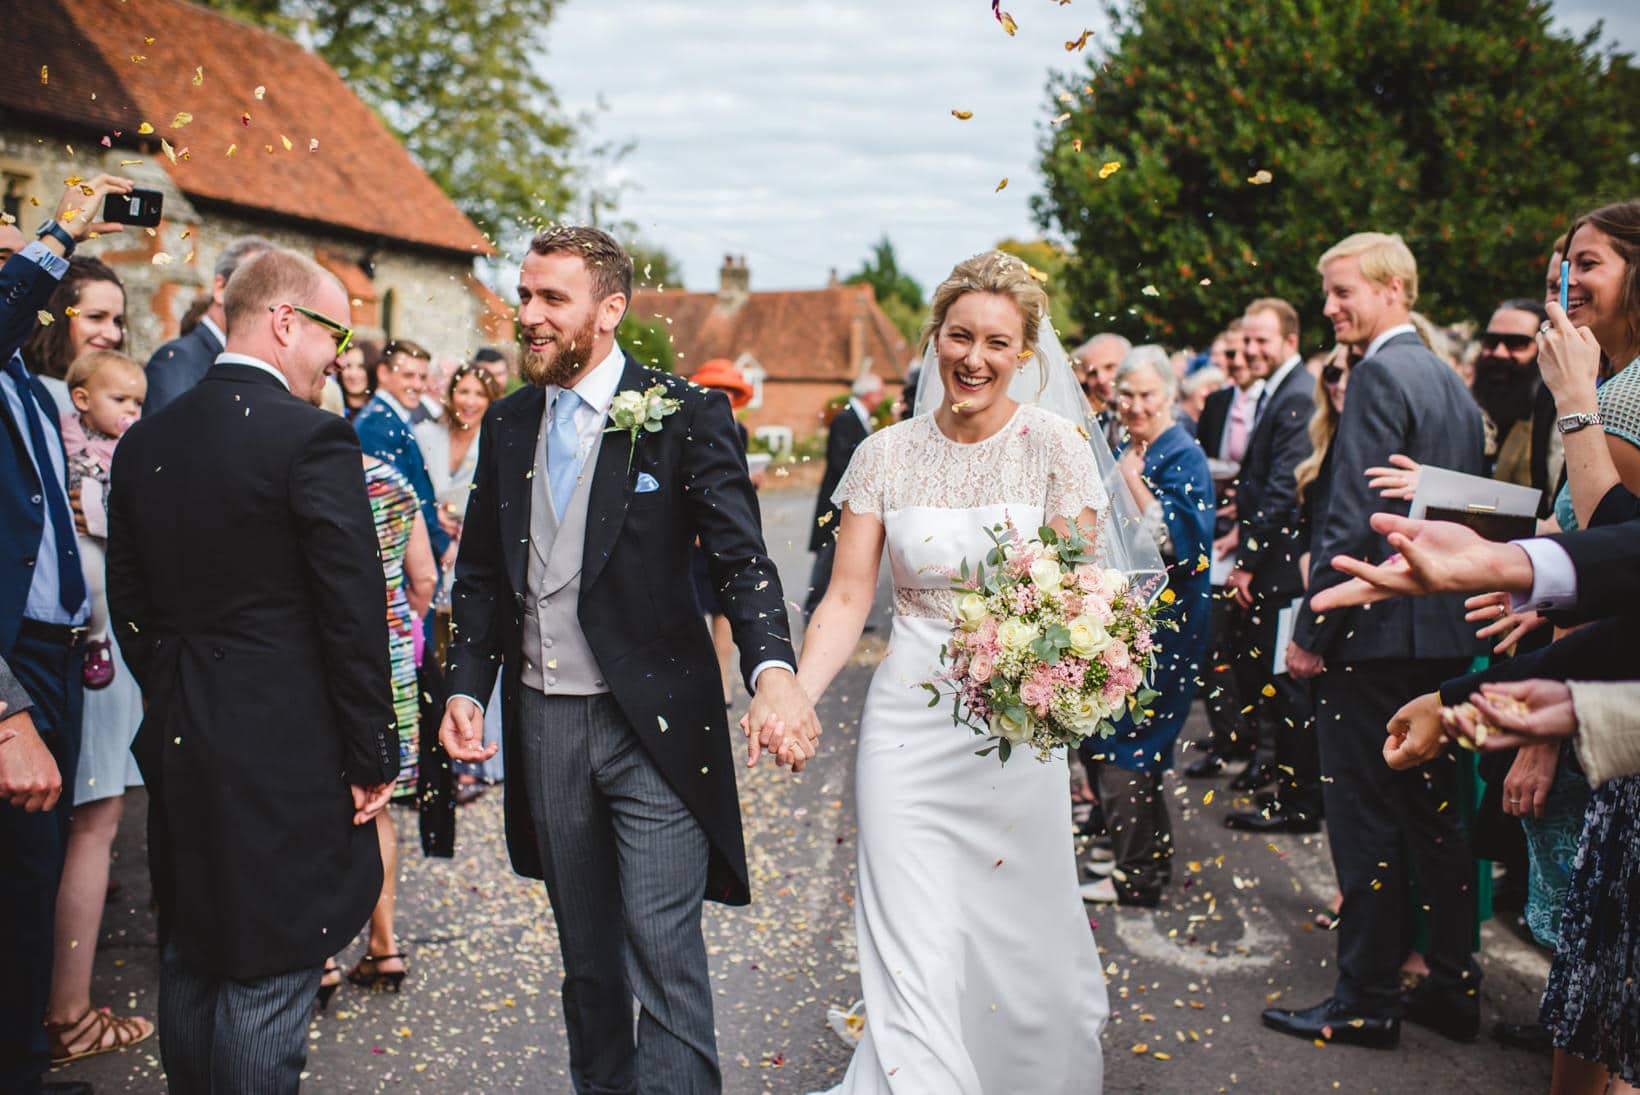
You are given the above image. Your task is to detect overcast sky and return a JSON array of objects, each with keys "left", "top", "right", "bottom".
[{"left": 545, "top": 1, "right": 1637, "bottom": 295}]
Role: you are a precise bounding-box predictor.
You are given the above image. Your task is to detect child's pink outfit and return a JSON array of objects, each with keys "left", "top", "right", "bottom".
[{"left": 60, "top": 411, "right": 120, "bottom": 688}]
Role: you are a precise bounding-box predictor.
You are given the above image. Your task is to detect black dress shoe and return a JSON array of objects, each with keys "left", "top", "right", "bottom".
[
  {"left": 1230, "top": 762, "right": 1278, "bottom": 792},
  {"left": 1492, "top": 1019, "right": 1554, "bottom": 1055},
  {"left": 1224, "top": 810, "right": 1321, "bottom": 834},
  {"left": 43, "top": 1081, "right": 95, "bottom": 1095},
  {"left": 1262, "top": 998, "right": 1400, "bottom": 1048},
  {"left": 1402, "top": 982, "right": 1479, "bottom": 1042},
  {"left": 1184, "top": 752, "right": 1231, "bottom": 778}
]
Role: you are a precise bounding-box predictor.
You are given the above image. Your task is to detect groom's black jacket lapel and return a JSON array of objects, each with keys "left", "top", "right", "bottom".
[{"left": 448, "top": 354, "right": 796, "bottom": 907}]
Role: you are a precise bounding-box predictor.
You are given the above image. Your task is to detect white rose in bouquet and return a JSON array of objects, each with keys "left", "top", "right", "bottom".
[
  {"left": 990, "top": 708, "right": 1032, "bottom": 744},
  {"left": 956, "top": 592, "right": 990, "bottom": 632},
  {"left": 1066, "top": 615, "right": 1113, "bottom": 658},
  {"left": 1028, "top": 557, "right": 1064, "bottom": 595},
  {"left": 1102, "top": 567, "right": 1130, "bottom": 595},
  {"left": 997, "top": 618, "right": 1037, "bottom": 653}
]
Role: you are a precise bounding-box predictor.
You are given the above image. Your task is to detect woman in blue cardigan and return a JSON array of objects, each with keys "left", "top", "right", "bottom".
[{"left": 1080, "top": 345, "right": 1215, "bottom": 907}]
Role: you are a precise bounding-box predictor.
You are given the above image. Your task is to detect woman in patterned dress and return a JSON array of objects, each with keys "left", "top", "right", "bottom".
[
  {"left": 1532, "top": 200, "right": 1640, "bottom": 1094},
  {"left": 321, "top": 456, "right": 436, "bottom": 1004}
]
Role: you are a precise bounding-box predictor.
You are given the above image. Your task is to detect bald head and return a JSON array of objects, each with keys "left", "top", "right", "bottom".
[
  {"left": 222, "top": 249, "right": 350, "bottom": 405},
  {"left": 1072, "top": 333, "right": 1130, "bottom": 409}
]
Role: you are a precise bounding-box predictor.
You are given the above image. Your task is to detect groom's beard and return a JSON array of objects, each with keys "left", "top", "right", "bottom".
[{"left": 521, "top": 316, "right": 597, "bottom": 388}]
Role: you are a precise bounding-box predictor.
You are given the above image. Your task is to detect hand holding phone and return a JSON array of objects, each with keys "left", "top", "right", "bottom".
[
  {"left": 102, "top": 188, "right": 164, "bottom": 228},
  {"left": 50, "top": 174, "right": 135, "bottom": 242}
]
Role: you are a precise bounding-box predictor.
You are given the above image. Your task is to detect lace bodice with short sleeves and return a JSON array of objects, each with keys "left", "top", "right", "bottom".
[{"left": 833, "top": 405, "right": 1110, "bottom": 617}]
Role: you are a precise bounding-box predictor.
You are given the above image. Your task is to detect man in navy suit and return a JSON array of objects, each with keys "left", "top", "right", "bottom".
[
  {"left": 1, "top": 171, "right": 133, "bottom": 1095},
  {"left": 143, "top": 235, "right": 273, "bottom": 415},
  {"left": 352, "top": 339, "right": 451, "bottom": 560}
]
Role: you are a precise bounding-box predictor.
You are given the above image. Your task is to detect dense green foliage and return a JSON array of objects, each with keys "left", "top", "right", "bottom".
[
  {"left": 845, "top": 237, "right": 927, "bottom": 343},
  {"left": 1035, "top": 0, "right": 1639, "bottom": 348}
]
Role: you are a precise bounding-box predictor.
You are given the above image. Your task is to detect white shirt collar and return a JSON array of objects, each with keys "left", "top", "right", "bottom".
[
  {"left": 1364, "top": 323, "right": 1418, "bottom": 362},
  {"left": 199, "top": 314, "right": 226, "bottom": 349},
  {"left": 1265, "top": 353, "right": 1304, "bottom": 395},
  {"left": 547, "top": 342, "right": 626, "bottom": 418},
  {"left": 849, "top": 398, "right": 873, "bottom": 433},
  {"left": 215, "top": 351, "right": 290, "bottom": 392},
  {"left": 375, "top": 388, "right": 414, "bottom": 424}
]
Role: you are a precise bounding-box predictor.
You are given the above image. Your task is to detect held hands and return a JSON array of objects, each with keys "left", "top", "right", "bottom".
[
  {"left": 51, "top": 173, "right": 135, "bottom": 242},
  {"left": 439, "top": 695, "right": 499, "bottom": 764},
  {"left": 742, "top": 669, "right": 821, "bottom": 773},
  {"left": 0, "top": 702, "right": 65, "bottom": 813},
  {"left": 1537, "top": 301, "right": 1602, "bottom": 407},
  {"left": 350, "top": 781, "right": 395, "bottom": 826},
  {"left": 1308, "top": 513, "right": 1535, "bottom": 612}
]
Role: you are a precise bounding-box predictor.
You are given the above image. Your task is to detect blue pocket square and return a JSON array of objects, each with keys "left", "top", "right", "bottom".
[{"left": 634, "top": 472, "right": 660, "bottom": 494}]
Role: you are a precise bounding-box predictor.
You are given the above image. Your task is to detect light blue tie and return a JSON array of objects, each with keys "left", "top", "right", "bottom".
[{"left": 546, "top": 389, "right": 583, "bottom": 522}]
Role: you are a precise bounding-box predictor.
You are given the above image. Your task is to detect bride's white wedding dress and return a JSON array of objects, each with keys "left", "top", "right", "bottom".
[{"left": 822, "top": 404, "right": 1108, "bottom": 1094}]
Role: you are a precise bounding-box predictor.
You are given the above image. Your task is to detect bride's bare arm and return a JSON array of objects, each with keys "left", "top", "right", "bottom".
[{"left": 796, "top": 507, "right": 887, "bottom": 704}]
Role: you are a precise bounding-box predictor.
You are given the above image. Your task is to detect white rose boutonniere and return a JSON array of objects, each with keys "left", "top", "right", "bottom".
[{"left": 606, "top": 383, "right": 682, "bottom": 470}]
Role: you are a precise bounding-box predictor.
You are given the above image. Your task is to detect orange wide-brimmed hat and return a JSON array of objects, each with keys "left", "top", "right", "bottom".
[{"left": 691, "top": 358, "right": 754, "bottom": 409}]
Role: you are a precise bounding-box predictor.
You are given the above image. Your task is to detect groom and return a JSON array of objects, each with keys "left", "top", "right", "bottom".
[{"left": 440, "top": 226, "right": 818, "bottom": 1093}]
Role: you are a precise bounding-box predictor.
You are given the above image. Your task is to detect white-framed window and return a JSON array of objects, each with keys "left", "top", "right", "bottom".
[
  {"left": 754, "top": 425, "right": 793, "bottom": 455},
  {"left": 735, "top": 352, "right": 766, "bottom": 409}
]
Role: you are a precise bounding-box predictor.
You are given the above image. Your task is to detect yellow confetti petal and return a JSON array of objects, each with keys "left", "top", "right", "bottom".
[
  {"left": 137, "top": 122, "right": 155, "bottom": 135},
  {"left": 40, "top": 65, "right": 48, "bottom": 85},
  {"left": 160, "top": 137, "right": 177, "bottom": 164},
  {"left": 998, "top": 10, "right": 1018, "bottom": 35},
  {"left": 64, "top": 306, "right": 80, "bottom": 318},
  {"left": 1066, "top": 30, "right": 1092, "bottom": 51},
  {"left": 995, "top": 177, "right": 1009, "bottom": 192},
  {"left": 1099, "top": 160, "right": 1122, "bottom": 179},
  {"left": 119, "top": 159, "right": 142, "bottom": 166},
  {"left": 130, "top": 55, "right": 147, "bottom": 63},
  {"left": 226, "top": 144, "right": 237, "bottom": 157},
  {"left": 171, "top": 111, "right": 193, "bottom": 128},
  {"left": 1072, "top": 138, "right": 1083, "bottom": 152},
  {"left": 1261, "top": 683, "right": 1277, "bottom": 698},
  {"left": 36, "top": 310, "right": 54, "bottom": 326},
  {"left": 193, "top": 66, "right": 204, "bottom": 86},
  {"left": 152, "top": 252, "right": 174, "bottom": 265},
  {"left": 951, "top": 110, "right": 974, "bottom": 120},
  {"left": 1159, "top": 587, "right": 1176, "bottom": 604},
  {"left": 1131, "top": 1043, "right": 1149, "bottom": 1054},
  {"left": 1203, "top": 789, "right": 1214, "bottom": 805},
  {"left": 1248, "top": 169, "right": 1274, "bottom": 185}
]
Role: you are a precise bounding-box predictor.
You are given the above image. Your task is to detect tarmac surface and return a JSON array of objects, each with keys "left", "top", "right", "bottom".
[{"left": 64, "top": 476, "right": 1555, "bottom": 1093}]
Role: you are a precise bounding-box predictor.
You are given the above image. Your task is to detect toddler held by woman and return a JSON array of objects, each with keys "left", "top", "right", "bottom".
[{"left": 61, "top": 349, "right": 146, "bottom": 688}]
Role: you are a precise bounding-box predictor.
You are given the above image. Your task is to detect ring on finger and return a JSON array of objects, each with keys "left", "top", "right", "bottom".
[{"left": 1540, "top": 320, "right": 1552, "bottom": 333}]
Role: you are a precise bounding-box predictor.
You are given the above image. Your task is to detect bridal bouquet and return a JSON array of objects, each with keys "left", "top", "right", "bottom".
[{"left": 925, "top": 522, "right": 1164, "bottom": 764}]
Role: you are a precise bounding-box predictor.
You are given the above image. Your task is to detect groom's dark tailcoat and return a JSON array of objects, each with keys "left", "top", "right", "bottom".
[
  {"left": 446, "top": 356, "right": 796, "bottom": 906},
  {"left": 107, "top": 364, "right": 399, "bottom": 980}
]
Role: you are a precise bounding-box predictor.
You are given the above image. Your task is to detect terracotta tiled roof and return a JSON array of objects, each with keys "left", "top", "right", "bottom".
[
  {"left": 1, "top": 0, "right": 492, "bottom": 257},
  {"left": 629, "top": 282, "right": 910, "bottom": 383}
]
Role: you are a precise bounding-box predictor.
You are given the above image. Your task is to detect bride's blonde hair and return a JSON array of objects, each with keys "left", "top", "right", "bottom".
[{"left": 921, "top": 251, "right": 1051, "bottom": 352}]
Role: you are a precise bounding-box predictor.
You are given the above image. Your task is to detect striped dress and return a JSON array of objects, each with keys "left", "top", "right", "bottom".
[{"left": 365, "top": 459, "right": 420, "bottom": 795}]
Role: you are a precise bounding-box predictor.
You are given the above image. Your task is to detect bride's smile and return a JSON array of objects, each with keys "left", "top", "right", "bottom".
[{"left": 933, "top": 290, "right": 1027, "bottom": 439}]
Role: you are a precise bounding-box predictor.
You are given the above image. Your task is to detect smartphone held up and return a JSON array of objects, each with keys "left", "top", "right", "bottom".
[{"left": 102, "top": 188, "right": 164, "bottom": 227}]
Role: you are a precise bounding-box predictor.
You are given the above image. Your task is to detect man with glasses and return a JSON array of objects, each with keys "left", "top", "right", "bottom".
[
  {"left": 1473, "top": 298, "right": 1562, "bottom": 512},
  {"left": 353, "top": 339, "right": 451, "bottom": 561},
  {"left": 106, "top": 248, "right": 397, "bottom": 1089},
  {"left": 145, "top": 235, "right": 274, "bottom": 415}
]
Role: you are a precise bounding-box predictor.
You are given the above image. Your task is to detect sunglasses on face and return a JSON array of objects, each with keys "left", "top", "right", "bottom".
[
  {"left": 270, "top": 303, "right": 354, "bottom": 356},
  {"left": 1322, "top": 364, "right": 1347, "bottom": 386},
  {"left": 1480, "top": 331, "right": 1536, "bottom": 353}
]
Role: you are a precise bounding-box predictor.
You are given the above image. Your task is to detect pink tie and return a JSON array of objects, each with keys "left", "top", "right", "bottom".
[{"left": 1224, "top": 390, "right": 1251, "bottom": 463}]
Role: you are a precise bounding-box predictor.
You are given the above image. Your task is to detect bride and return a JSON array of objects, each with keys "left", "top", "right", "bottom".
[{"left": 774, "top": 251, "right": 1154, "bottom": 1094}]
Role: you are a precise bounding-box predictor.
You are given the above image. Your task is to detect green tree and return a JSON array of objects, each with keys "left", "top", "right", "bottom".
[
  {"left": 617, "top": 312, "right": 676, "bottom": 373},
  {"left": 846, "top": 236, "right": 926, "bottom": 343},
  {"left": 995, "top": 237, "right": 1080, "bottom": 344},
  {"left": 205, "top": 0, "right": 577, "bottom": 242},
  {"left": 1035, "top": 0, "right": 1639, "bottom": 348}
]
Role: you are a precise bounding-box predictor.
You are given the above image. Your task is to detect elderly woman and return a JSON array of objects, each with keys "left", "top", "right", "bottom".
[{"left": 1080, "top": 345, "right": 1214, "bottom": 907}]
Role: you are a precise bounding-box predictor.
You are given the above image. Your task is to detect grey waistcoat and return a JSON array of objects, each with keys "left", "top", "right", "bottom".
[{"left": 519, "top": 406, "right": 609, "bottom": 695}]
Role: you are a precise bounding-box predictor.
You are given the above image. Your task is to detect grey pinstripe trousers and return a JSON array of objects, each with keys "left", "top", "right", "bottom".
[
  {"left": 158, "top": 941, "right": 320, "bottom": 1094},
  {"left": 519, "top": 690, "right": 718, "bottom": 1095}
]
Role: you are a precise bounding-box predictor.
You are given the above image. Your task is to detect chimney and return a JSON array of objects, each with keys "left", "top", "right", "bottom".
[
  {"left": 718, "top": 254, "right": 749, "bottom": 311},
  {"left": 827, "top": 268, "right": 840, "bottom": 289}
]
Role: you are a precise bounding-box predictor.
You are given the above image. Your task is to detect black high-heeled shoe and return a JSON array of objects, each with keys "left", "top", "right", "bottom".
[
  {"left": 315, "top": 961, "right": 342, "bottom": 1013},
  {"left": 348, "top": 953, "right": 407, "bottom": 992}
]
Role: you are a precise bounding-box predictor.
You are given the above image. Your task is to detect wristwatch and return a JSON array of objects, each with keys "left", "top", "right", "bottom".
[
  {"left": 1556, "top": 411, "right": 1603, "bottom": 434},
  {"left": 33, "top": 219, "right": 76, "bottom": 257}
]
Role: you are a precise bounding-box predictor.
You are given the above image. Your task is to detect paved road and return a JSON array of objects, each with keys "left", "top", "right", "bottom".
[{"left": 67, "top": 482, "right": 1554, "bottom": 1093}]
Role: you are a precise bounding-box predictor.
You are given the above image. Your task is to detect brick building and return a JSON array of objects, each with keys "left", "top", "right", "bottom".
[
  {"left": 631, "top": 256, "right": 910, "bottom": 446},
  {"left": 0, "top": 0, "right": 502, "bottom": 362}
]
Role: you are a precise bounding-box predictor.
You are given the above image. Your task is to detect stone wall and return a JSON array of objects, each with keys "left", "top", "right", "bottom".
[{"left": 1, "top": 123, "right": 487, "bottom": 363}]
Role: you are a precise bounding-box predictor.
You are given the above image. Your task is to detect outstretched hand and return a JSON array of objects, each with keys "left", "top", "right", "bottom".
[
  {"left": 1309, "top": 513, "right": 1535, "bottom": 613},
  {"left": 1446, "top": 680, "right": 1578, "bottom": 753},
  {"left": 1383, "top": 691, "right": 1447, "bottom": 770}
]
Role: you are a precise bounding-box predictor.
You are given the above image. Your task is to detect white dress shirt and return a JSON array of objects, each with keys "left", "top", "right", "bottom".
[
  {"left": 1362, "top": 323, "right": 1418, "bottom": 362},
  {"left": 374, "top": 388, "right": 415, "bottom": 426},
  {"left": 215, "top": 351, "right": 291, "bottom": 391}
]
